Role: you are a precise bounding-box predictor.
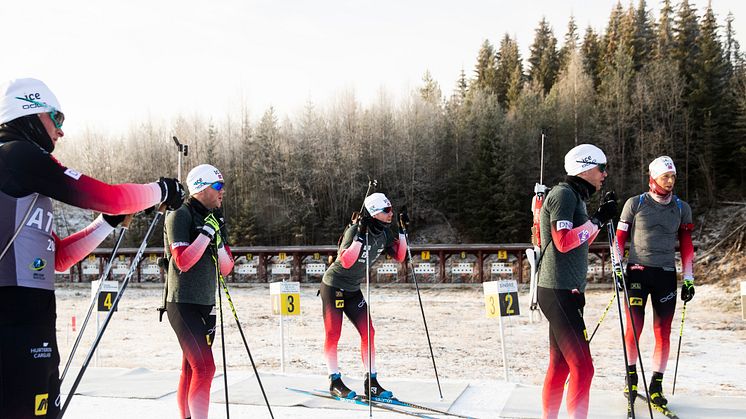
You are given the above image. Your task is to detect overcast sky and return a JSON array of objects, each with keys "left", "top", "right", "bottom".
[{"left": 2, "top": 0, "right": 743, "bottom": 137}]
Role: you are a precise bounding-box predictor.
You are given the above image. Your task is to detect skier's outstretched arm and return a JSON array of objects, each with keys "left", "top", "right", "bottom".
[{"left": 5, "top": 140, "right": 180, "bottom": 214}]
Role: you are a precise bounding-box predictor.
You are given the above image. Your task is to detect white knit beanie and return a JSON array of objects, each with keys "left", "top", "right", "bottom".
[
  {"left": 0, "top": 78, "right": 62, "bottom": 125},
  {"left": 649, "top": 156, "right": 676, "bottom": 179},
  {"left": 564, "top": 144, "right": 607, "bottom": 176},
  {"left": 363, "top": 193, "right": 391, "bottom": 216},
  {"left": 186, "top": 164, "right": 224, "bottom": 195}
]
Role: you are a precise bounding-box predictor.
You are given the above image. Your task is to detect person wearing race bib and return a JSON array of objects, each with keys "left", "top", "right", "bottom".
[
  {"left": 320, "top": 192, "right": 407, "bottom": 400},
  {"left": 163, "top": 164, "right": 234, "bottom": 419},
  {"left": 615, "top": 156, "right": 694, "bottom": 408},
  {"left": 0, "top": 78, "right": 184, "bottom": 419},
  {"left": 537, "top": 144, "right": 617, "bottom": 419}
]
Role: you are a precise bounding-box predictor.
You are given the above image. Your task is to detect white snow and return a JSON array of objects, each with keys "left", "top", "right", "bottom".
[{"left": 54, "top": 283, "right": 746, "bottom": 418}]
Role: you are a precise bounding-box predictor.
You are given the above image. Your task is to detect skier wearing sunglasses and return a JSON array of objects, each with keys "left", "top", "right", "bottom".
[
  {"left": 0, "top": 78, "right": 184, "bottom": 418},
  {"left": 537, "top": 144, "right": 617, "bottom": 419},
  {"left": 320, "top": 192, "right": 407, "bottom": 400},
  {"left": 162, "top": 163, "right": 233, "bottom": 419}
]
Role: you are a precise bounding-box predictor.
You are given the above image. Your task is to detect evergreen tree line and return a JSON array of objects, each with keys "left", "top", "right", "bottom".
[{"left": 56, "top": 0, "right": 746, "bottom": 246}]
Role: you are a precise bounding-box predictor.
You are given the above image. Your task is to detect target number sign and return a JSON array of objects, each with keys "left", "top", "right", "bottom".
[
  {"left": 270, "top": 281, "right": 301, "bottom": 316},
  {"left": 483, "top": 280, "right": 520, "bottom": 318},
  {"left": 91, "top": 280, "right": 119, "bottom": 312}
]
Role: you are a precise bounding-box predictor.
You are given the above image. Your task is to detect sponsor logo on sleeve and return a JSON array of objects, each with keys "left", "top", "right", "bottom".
[
  {"left": 578, "top": 229, "right": 590, "bottom": 243},
  {"left": 556, "top": 220, "right": 573, "bottom": 230},
  {"left": 170, "top": 242, "right": 190, "bottom": 249},
  {"left": 618, "top": 221, "right": 630, "bottom": 231},
  {"left": 63, "top": 168, "right": 82, "bottom": 180}
]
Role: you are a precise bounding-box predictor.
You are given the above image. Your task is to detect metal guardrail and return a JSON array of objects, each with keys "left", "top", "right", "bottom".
[{"left": 56, "top": 243, "right": 621, "bottom": 284}]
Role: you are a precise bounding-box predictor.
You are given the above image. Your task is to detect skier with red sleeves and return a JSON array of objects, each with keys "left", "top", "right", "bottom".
[
  {"left": 163, "top": 163, "right": 234, "bottom": 419},
  {"left": 0, "top": 78, "right": 184, "bottom": 419},
  {"left": 320, "top": 192, "right": 407, "bottom": 399},
  {"left": 537, "top": 144, "right": 617, "bottom": 419},
  {"left": 616, "top": 156, "right": 695, "bottom": 409}
]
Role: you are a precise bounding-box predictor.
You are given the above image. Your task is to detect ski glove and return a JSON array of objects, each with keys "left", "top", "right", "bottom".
[
  {"left": 591, "top": 191, "right": 618, "bottom": 227},
  {"left": 398, "top": 205, "right": 410, "bottom": 230},
  {"left": 102, "top": 214, "right": 126, "bottom": 228},
  {"left": 201, "top": 213, "right": 222, "bottom": 245},
  {"left": 158, "top": 177, "right": 186, "bottom": 210},
  {"left": 681, "top": 279, "right": 695, "bottom": 302},
  {"left": 356, "top": 216, "right": 373, "bottom": 241},
  {"left": 212, "top": 207, "right": 229, "bottom": 244}
]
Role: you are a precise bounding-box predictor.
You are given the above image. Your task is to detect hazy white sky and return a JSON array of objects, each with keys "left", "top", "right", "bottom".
[{"left": 2, "top": 0, "right": 743, "bottom": 136}]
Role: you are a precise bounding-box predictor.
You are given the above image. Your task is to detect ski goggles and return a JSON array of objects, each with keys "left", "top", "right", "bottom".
[
  {"left": 210, "top": 181, "right": 225, "bottom": 191},
  {"left": 15, "top": 97, "right": 65, "bottom": 128}
]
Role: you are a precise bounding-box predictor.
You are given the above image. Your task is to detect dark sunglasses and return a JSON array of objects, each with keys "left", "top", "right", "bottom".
[
  {"left": 210, "top": 182, "right": 225, "bottom": 191},
  {"left": 575, "top": 160, "right": 607, "bottom": 173},
  {"left": 381, "top": 207, "right": 392, "bottom": 213}
]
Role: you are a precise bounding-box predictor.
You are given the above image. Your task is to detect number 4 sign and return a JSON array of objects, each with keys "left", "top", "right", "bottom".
[{"left": 91, "top": 280, "right": 119, "bottom": 312}]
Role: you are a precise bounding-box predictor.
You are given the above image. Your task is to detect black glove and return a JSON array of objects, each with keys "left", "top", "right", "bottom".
[
  {"left": 102, "top": 214, "right": 126, "bottom": 228},
  {"left": 356, "top": 216, "right": 373, "bottom": 241},
  {"left": 590, "top": 191, "right": 618, "bottom": 227},
  {"left": 157, "top": 177, "right": 185, "bottom": 210},
  {"left": 681, "top": 280, "right": 695, "bottom": 302},
  {"left": 398, "top": 205, "right": 410, "bottom": 231}
]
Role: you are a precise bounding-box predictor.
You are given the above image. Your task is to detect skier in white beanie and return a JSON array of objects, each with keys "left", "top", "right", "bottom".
[
  {"left": 537, "top": 143, "right": 617, "bottom": 419},
  {"left": 0, "top": 78, "right": 184, "bottom": 418},
  {"left": 163, "top": 163, "right": 232, "bottom": 419},
  {"left": 319, "top": 191, "right": 408, "bottom": 400},
  {"left": 615, "top": 155, "right": 694, "bottom": 409}
]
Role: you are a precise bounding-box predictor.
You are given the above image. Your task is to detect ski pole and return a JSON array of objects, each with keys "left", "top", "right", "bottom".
[
  {"left": 217, "top": 273, "right": 274, "bottom": 419},
  {"left": 217, "top": 266, "right": 231, "bottom": 418},
  {"left": 564, "top": 291, "right": 616, "bottom": 387},
  {"left": 58, "top": 206, "right": 166, "bottom": 418},
  {"left": 359, "top": 178, "right": 377, "bottom": 215},
  {"left": 587, "top": 292, "right": 615, "bottom": 344},
  {"left": 365, "top": 229, "right": 373, "bottom": 418},
  {"left": 607, "top": 222, "right": 654, "bottom": 419},
  {"left": 671, "top": 302, "right": 687, "bottom": 395},
  {"left": 60, "top": 215, "right": 133, "bottom": 383},
  {"left": 400, "top": 221, "right": 443, "bottom": 399}
]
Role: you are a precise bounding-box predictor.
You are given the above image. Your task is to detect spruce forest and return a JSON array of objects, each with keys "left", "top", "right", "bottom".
[{"left": 56, "top": 0, "right": 746, "bottom": 246}]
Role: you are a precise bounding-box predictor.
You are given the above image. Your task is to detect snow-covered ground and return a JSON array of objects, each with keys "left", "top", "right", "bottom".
[{"left": 53, "top": 282, "right": 746, "bottom": 418}]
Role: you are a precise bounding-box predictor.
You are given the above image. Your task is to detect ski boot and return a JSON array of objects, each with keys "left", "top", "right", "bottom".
[
  {"left": 329, "top": 373, "right": 357, "bottom": 399},
  {"left": 364, "top": 372, "right": 393, "bottom": 399},
  {"left": 623, "top": 365, "right": 638, "bottom": 401},
  {"left": 648, "top": 372, "right": 669, "bottom": 407}
]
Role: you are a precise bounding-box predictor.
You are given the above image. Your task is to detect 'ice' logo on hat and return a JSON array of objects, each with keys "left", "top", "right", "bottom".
[{"left": 577, "top": 155, "right": 597, "bottom": 168}]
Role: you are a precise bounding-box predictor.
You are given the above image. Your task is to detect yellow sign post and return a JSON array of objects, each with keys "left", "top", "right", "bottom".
[
  {"left": 483, "top": 280, "right": 520, "bottom": 381},
  {"left": 270, "top": 282, "right": 300, "bottom": 316},
  {"left": 270, "top": 281, "right": 301, "bottom": 373}
]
